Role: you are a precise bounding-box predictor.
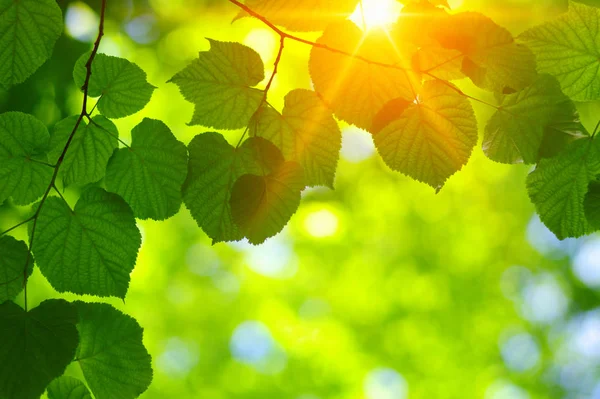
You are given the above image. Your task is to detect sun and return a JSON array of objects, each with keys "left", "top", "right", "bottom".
[{"left": 350, "top": 0, "right": 403, "bottom": 31}]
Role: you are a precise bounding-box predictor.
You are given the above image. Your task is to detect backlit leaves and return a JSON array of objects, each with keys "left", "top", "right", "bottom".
[
  {"left": 235, "top": 0, "right": 359, "bottom": 32},
  {"left": 73, "top": 53, "right": 156, "bottom": 118},
  {"left": 527, "top": 137, "right": 600, "bottom": 239},
  {"left": 231, "top": 161, "right": 305, "bottom": 244},
  {"left": 106, "top": 118, "right": 188, "bottom": 221},
  {"left": 310, "top": 21, "right": 420, "bottom": 131},
  {"left": 169, "top": 40, "right": 265, "bottom": 129},
  {"left": 75, "top": 302, "right": 153, "bottom": 399},
  {"left": 0, "top": 112, "right": 53, "bottom": 205},
  {"left": 250, "top": 89, "right": 341, "bottom": 187},
  {"left": 183, "top": 133, "right": 283, "bottom": 243},
  {"left": 0, "top": 300, "right": 79, "bottom": 399},
  {"left": 49, "top": 115, "right": 118, "bottom": 187},
  {"left": 373, "top": 80, "right": 478, "bottom": 190},
  {"left": 520, "top": 1, "right": 600, "bottom": 101},
  {"left": 33, "top": 188, "right": 141, "bottom": 298},
  {"left": 0, "top": 0, "right": 63, "bottom": 86},
  {"left": 432, "top": 12, "right": 537, "bottom": 93},
  {"left": 484, "top": 75, "right": 580, "bottom": 164},
  {"left": 585, "top": 180, "right": 600, "bottom": 230},
  {"left": 0, "top": 236, "right": 33, "bottom": 303}
]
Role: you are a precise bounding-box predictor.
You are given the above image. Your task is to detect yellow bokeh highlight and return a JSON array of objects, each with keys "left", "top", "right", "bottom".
[
  {"left": 350, "top": 0, "right": 402, "bottom": 30},
  {"left": 303, "top": 209, "right": 340, "bottom": 238}
]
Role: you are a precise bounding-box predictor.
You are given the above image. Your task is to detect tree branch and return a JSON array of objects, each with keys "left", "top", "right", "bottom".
[{"left": 18, "top": 0, "right": 108, "bottom": 311}]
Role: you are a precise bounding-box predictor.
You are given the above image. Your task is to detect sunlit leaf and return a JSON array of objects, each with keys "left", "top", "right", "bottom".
[
  {"left": 49, "top": 115, "right": 118, "bottom": 187},
  {"left": 168, "top": 40, "right": 265, "bottom": 129},
  {"left": 251, "top": 89, "right": 341, "bottom": 188},
  {"left": 0, "top": 236, "right": 33, "bottom": 303},
  {"left": 73, "top": 53, "right": 156, "bottom": 118},
  {"left": 231, "top": 161, "right": 305, "bottom": 244},
  {"left": 75, "top": 302, "right": 152, "bottom": 399},
  {"left": 0, "top": 300, "right": 78, "bottom": 399},
  {"left": 520, "top": 1, "right": 600, "bottom": 101},
  {"left": 106, "top": 118, "right": 188, "bottom": 221},
  {"left": 0, "top": 112, "right": 52, "bottom": 205},
  {"left": 0, "top": 0, "right": 62, "bottom": 86},
  {"left": 47, "top": 376, "right": 92, "bottom": 399},
  {"left": 484, "top": 75, "right": 580, "bottom": 164},
  {"left": 432, "top": 12, "right": 537, "bottom": 92},
  {"left": 310, "top": 21, "right": 420, "bottom": 131},
  {"left": 33, "top": 188, "right": 141, "bottom": 298},
  {"left": 373, "top": 80, "right": 477, "bottom": 190},
  {"left": 527, "top": 137, "right": 600, "bottom": 239}
]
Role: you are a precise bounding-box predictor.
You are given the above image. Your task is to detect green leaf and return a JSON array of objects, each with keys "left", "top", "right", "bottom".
[
  {"left": 182, "top": 132, "right": 283, "bottom": 243},
  {"left": 484, "top": 75, "right": 580, "bottom": 164},
  {"left": 527, "top": 137, "right": 600, "bottom": 239},
  {"left": 0, "top": 0, "right": 62, "bottom": 86},
  {"left": 169, "top": 40, "right": 265, "bottom": 129},
  {"left": 373, "top": 80, "right": 478, "bottom": 190},
  {"left": 0, "top": 236, "right": 33, "bottom": 303},
  {"left": 520, "top": 1, "right": 600, "bottom": 101},
  {"left": 234, "top": 0, "right": 359, "bottom": 32},
  {"left": 75, "top": 302, "right": 152, "bottom": 399},
  {"left": 0, "top": 112, "right": 53, "bottom": 205},
  {"left": 250, "top": 89, "right": 342, "bottom": 188},
  {"left": 105, "top": 118, "right": 188, "bottom": 220},
  {"left": 432, "top": 12, "right": 537, "bottom": 93},
  {"left": 231, "top": 161, "right": 305, "bottom": 245},
  {"left": 73, "top": 53, "right": 155, "bottom": 119},
  {"left": 584, "top": 180, "right": 600, "bottom": 230},
  {"left": 47, "top": 376, "right": 92, "bottom": 399},
  {"left": 0, "top": 299, "right": 79, "bottom": 399},
  {"left": 309, "top": 21, "right": 420, "bottom": 131},
  {"left": 49, "top": 115, "right": 118, "bottom": 187},
  {"left": 33, "top": 188, "right": 141, "bottom": 298}
]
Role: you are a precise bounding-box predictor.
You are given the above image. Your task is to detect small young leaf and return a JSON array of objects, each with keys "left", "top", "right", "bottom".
[
  {"left": 73, "top": 53, "right": 156, "bottom": 118},
  {"left": 234, "top": 0, "right": 359, "bottom": 32},
  {"left": 373, "top": 80, "right": 478, "bottom": 190},
  {"left": 75, "top": 302, "right": 152, "bottom": 399},
  {"left": 584, "top": 180, "right": 600, "bottom": 230},
  {"left": 231, "top": 162, "right": 305, "bottom": 245},
  {"left": 0, "top": 300, "right": 78, "bottom": 399},
  {"left": 432, "top": 12, "right": 537, "bottom": 93},
  {"left": 182, "top": 133, "right": 282, "bottom": 243},
  {"left": 309, "top": 21, "right": 420, "bottom": 131},
  {"left": 520, "top": 1, "right": 600, "bottom": 101},
  {"left": 0, "top": 0, "right": 63, "bottom": 86},
  {"left": 484, "top": 75, "right": 580, "bottom": 164},
  {"left": 251, "top": 89, "right": 342, "bottom": 187},
  {"left": 527, "top": 137, "right": 600, "bottom": 239},
  {"left": 33, "top": 188, "right": 141, "bottom": 298},
  {"left": 0, "top": 236, "right": 33, "bottom": 303},
  {"left": 106, "top": 118, "right": 188, "bottom": 220},
  {"left": 169, "top": 40, "right": 265, "bottom": 129},
  {"left": 49, "top": 115, "right": 118, "bottom": 187},
  {"left": 47, "top": 376, "right": 92, "bottom": 399},
  {"left": 0, "top": 112, "right": 53, "bottom": 205}
]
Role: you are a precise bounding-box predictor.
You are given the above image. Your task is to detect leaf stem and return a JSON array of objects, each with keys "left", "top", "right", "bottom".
[
  {"left": 19, "top": 0, "right": 108, "bottom": 311},
  {"left": 0, "top": 215, "right": 35, "bottom": 237},
  {"left": 86, "top": 115, "right": 131, "bottom": 148}
]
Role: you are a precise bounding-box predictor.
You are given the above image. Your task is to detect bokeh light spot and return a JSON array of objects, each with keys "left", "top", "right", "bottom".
[
  {"left": 303, "top": 209, "right": 339, "bottom": 238},
  {"left": 573, "top": 238, "right": 600, "bottom": 288},
  {"left": 364, "top": 368, "right": 408, "bottom": 399},
  {"left": 500, "top": 332, "right": 540, "bottom": 372},
  {"left": 65, "top": 2, "right": 98, "bottom": 42}
]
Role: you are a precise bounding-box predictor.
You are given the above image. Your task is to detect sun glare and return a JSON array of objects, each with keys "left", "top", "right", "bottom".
[{"left": 350, "top": 0, "right": 403, "bottom": 31}]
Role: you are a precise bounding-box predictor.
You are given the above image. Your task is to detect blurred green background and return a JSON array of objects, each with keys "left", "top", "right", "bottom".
[{"left": 2, "top": 0, "right": 600, "bottom": 398}]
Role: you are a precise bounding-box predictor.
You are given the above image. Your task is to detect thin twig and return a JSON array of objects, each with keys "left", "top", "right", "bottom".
[
  {"left": 18, "top": 0, "right": 108, "bottom": 311},
  {"left": 0, "top": 215, "right": 35, "bottom": 237},
  {"left": 592, "top": 119, "right": 600, "bottom": 138}
]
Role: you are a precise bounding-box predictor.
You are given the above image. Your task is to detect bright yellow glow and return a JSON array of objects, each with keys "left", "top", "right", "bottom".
[
  {"left": 304, "top": 209, "right": 339, "bottom": 238},
  {"left": 350, "top": 0, "right": 403, "bottom": 31}
]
